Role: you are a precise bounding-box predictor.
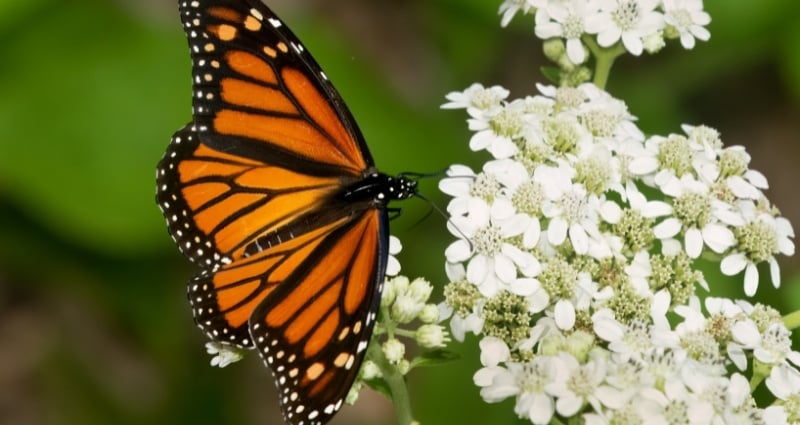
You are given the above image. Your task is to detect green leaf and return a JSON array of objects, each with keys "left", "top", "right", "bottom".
[
  {"left": 540, "top": 66, "right": 561, "bottom": 84},
  {"left": 410, "top": 349, "right": 461, "bottom": 369},
  {"left": 363, "top": 377, "right": 393, "bottom": 401}
]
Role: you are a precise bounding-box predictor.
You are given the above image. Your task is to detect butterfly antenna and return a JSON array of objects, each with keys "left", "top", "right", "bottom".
[{"left": 411, "top": 192, "right": 473, "bottom": 248}]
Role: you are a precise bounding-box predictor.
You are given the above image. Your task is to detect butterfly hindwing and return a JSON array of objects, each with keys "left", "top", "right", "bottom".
[{"left": 249, "top": 208, "right": 388, "bottom": 425}]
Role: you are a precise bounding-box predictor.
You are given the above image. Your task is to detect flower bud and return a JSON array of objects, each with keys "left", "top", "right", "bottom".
[
  {"left": 416, "top": 324, "right": 450, "bottom": 348},
  {"left": 382, "top": 338, "right": 406, "bottom": 364}
]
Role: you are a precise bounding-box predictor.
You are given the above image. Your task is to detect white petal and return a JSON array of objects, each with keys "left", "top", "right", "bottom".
[
  {"left": 491, "top": 197, "right": 515, "bottom": 220},
  {"left": 569, "top": 223, "right": 589, "bottom": 255},
  {"left": 554, "top": 300, "right": 576, "bottom": 330},
  {"left": 745, "top": 169, "right": 768, "bottom": 188},
  {"left": 385, "top": 255, "right": 401, "bottom": 276},
  {"left": 593, "top": 312, "right": 624, "bottom": 342},
  {"left": 701, "top": 223, "right": 734, "bottom": 253},
  {"left": 479, "top": 336, "right": 511, "bottom": 367},
  {"left": 720, "top": 253, "right": 747, "bottom": 275},
  {"left": 472, "top": 366, "right": 501, "bottom": 387},
  {"left": 466, "top": 255, "right": 489, "bottom": 284},
  {"left": 487, "top": 137, "right": 518, "bottom": 159},
  {"left": 445, "top": 239, "right": 472, "bottom": 263},
  {"left": 494, "top": 254, "right": 516, "bottom": 283},
  {"left": 653, "top": 218, "right": 681, "bottom": 238},
  {"left": 388, "top": 235, "right": 402, "bottom": 254},
  {"left": 641, "top": 200, "right": 672, "bottom": 218},
  {"left": 509, "top": 278, "right": 539, "bottom": 296},
  {"left": 528, "top": 393, "right": 556, "bottom": 425},
  {"left": 548, "top": 218, "right": 568, "bottom": 246},
  {"left": 770, "top": 257, "right": 781, "bottom": 288},
  {"left": 744, "top": 263, "right": 759, "bottom": 296},
  {"left": 661, "top": 238, "right": 682, "bottom": 256},
  {"left": 565, "top": 38, "right": 586, "bottom": 64},
  {"left": 527, "top": 287, "right": 550, "bottom": 313},
  {"left": 445, "top": 261, "right": 465, "bottom": 281},
  {"left": 727, "top": 175, "right": 760, "bottom": 199},
  {"left": 685, "top": 227, "right": 703, "bottom": 258},
  {"left": 600, "top": 201, "right": 622, "bottom": 224},
  {"left": 629, "top": 157, "right": 659, "bottom": 175},
  {"left": 727, "top": 344, "right": 748, "bottom": 371},
  {"left": 469, "top": 129, "right": 494, "bottom": 150},
  {"left": 731, "top": 320, "right": 761, "bottom": 347},
  {"left": 523, "top": 218, "right": 541, "bottom": 248},
  {"left": 501, "top": 213, "right": 529, "bottom": 238}
]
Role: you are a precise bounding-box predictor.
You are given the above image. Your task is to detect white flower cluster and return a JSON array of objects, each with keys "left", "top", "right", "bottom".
[
  {"left": 500, "top": 0, "right": 711, "bottom": 63},
  {"left": 439, "top": 82, "right": 797, "bottom": 424},
  {"left": 348, "top": 273, "right": 452, "bottom": 404}
]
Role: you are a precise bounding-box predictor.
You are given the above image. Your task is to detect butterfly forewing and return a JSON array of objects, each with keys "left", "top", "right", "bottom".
[
  {"left": 156, "top": 125, "right": 346, "bottom": 266},
  {"left": 180, "top": 0, "right": 373, "bottom": 175}
]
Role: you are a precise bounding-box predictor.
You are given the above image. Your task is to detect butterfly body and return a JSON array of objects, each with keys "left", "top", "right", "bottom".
[{"left": 156, "top": 1, "right": 416, "bottom": 424}]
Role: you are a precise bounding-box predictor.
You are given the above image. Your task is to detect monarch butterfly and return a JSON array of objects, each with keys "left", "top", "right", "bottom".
[{"left": 155, "top": 0, "right": 417, "bottom": 424}]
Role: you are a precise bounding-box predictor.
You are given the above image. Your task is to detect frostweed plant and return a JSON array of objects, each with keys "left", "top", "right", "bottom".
[{"left": 440, "top": 1, "right": 797, "bottom": 424}]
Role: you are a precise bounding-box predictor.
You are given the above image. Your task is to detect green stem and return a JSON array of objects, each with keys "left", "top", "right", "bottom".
[
  {"left": 368, "top": 341, "right": 415, "bottom": 425},
  {"left": 583, "top": 36, "right": 626, "bottom": 90},
  {"left": 783, "top": 310, "right": 800, "bottom": 330}
]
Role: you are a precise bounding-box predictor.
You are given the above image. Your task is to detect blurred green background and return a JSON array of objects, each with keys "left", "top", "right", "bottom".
[{"left": 1, "top": 0, "right": 799, "bottom": 424}]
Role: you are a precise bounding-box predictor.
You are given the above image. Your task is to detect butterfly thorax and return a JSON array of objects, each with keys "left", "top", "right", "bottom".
[{"left": 339, "top": 172, "right": 417, "bottom": 206}]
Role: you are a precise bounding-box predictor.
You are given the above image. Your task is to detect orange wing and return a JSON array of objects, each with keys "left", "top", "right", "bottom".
[
  {"left": 157, "top": 2, "right": 405, "bottom": 425},
  {"left": 249, "top": 209, "right": 387, "bottom": 425},
  {"left": 157, "top": 126, "right": 348, "bottom": 266},
  {"left": 185, "top": 0, "right": 373, "bottom": 174},
  {"left": 187, "top": 207, "right": 387, "bottom": 425}
]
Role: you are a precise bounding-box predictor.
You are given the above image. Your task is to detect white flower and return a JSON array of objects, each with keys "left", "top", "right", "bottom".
[
  {"left": 639, "top": 382, "right": 715, "bottom": 425},
  {"left": 205, "top": 342, "right": 244, "bottom": 368},
  {"left": 445, "top": 198, "right": 537, "bottom": 296},
  {"left": 469, "top": 98, "right": 530, "bottom": 158},
  {"left": 386, "top": 235, "right": 403, "bottom": 276},
  {"left": 653, "top": 174, "right": 735, "bottom": 258},
  {"left": 662, "top": 0, "right": 711, "bottom": 49},
  {"left": 720, "top": 212, "right": 795, "bottom": 296},
  {"left": 534, "top": 0, "right": 593, "bottom": 64},
  {"left": 475, "top": 356, "right": 566, "bottom": 424},
  {"left": 547, "top": 352, "right": 627, "bottom": 416},
  {"left": 766, "top": 363, "right": 800, "bottom": 401},
  {"left": 442, "top": 83, "right": 509, "bottom": 118},
  {"left": 499, "top": 0, "right": 535, "bottom": 27},
  {"left": 585, "top": 0, "right": 665, "bottom": 56}
]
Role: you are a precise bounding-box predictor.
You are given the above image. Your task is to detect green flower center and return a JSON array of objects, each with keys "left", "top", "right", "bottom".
[
  {"left": 613, "top": 209, "right": 655, "bottom": 254},
  {"left": 444, "top": 279, "right": 481, "bottom": 316},
  {"left": 719, "top": 148, "right": 749, "bottom": 178},
  {"left": 512, "top": 180, "right": 545, "bottom": 215},
  {"left": 490, "top": 107, "right": 524, "bottom": 138},
  {"left": 672, "top": 191, "right": 711, "bottom": 228},
  {"left": 576, "top": 156, "right": 612, "bottom": 195},
  {"left": 582, "top": 109, "right": 619, "bottom": 138},
  {"left": 562, "top": 14, "right": 584, "bottom": 39},
  {"left": 612, "top": 1, "right": 641, "bottom": 31},
  {"left": 470, "top": 172, "right": 501, "bottom": 202},
  {"left": 543, "top": 116, "right": 581, "bottom": 154},
  {"left": 539, "top": 257, "right": 578, "bottom": 300},
  {"left": 473, "top": 224, "right": 503, "bottom": 257},
  {"left": 482, "top": 291, "right": 532, "bottom": 347},
  {"left": 734, "top": 220, "right": 778, "bottom": 263}
]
